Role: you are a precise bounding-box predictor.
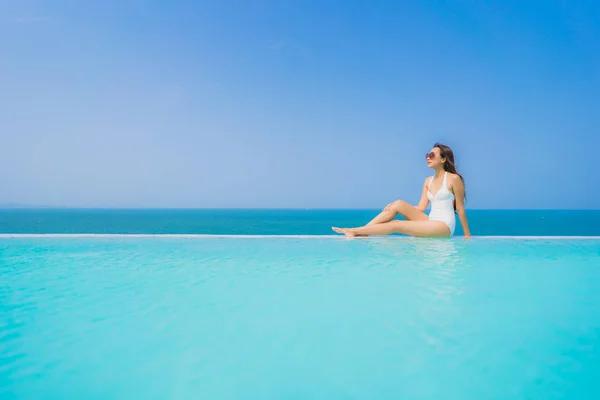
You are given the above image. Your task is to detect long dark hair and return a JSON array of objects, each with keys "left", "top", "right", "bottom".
[{"left": 434, "top": 143, "right": 465, "bottom": 212}]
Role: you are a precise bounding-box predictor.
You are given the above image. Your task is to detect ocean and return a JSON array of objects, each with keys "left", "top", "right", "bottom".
[{"left": 1, "top": 208, "right": 599, "bottom": 236}]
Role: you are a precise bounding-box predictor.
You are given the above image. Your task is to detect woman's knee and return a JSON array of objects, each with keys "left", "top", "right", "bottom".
[{"left": 392, "top": 199, "right": 409, "bottom": 211}]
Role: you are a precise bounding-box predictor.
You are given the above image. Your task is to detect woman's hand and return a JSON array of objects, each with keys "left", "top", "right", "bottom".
[{"left": 383, "top": 202, "right": 395, "bottom": 211}]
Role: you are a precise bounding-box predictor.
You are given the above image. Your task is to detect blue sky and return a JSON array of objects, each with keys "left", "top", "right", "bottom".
[{"left": 1, "top": 0, "right": 599, "bottom": 209}]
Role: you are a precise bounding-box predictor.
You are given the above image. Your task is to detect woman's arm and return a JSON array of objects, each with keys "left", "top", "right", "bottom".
[
  {"left": 452, "top": 176, "right": 471, "bottom": 238},
  {"left": 416, "top": 177, "right": 431, "bottom": 212}
]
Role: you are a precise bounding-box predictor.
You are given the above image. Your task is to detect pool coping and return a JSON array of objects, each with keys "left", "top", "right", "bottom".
[{"left": 1, "top": 234, "right": 600, "bottom": 239}]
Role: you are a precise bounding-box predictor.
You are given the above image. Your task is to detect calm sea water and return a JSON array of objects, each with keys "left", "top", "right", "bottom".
[
  {"left": 1, "top": 236, "right": 600, "bottom": 399},
  {"left": 1, "top": 208, "right": 600, "bottom": 236}
]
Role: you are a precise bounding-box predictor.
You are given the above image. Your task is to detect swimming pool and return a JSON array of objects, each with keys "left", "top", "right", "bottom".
[{"left": 2, "top": 236, "right": 599, "bottom": 399}]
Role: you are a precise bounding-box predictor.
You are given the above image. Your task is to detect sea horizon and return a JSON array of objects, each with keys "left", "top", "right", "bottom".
[
  {"left": 2, "top": 206, "right": 599, "bottom": 211},
  {"left": 2, "top": 208, "right": 599, "bottom": 236}
]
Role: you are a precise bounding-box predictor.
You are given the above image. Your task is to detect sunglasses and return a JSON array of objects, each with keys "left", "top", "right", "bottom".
[{"left": 425, "top": 152, "right": 437, "bottom": 160}]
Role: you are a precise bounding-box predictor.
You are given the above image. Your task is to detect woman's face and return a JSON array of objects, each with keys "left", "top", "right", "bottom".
[{"left": 426, "top": 147, "right": 444, "bottom": 169}]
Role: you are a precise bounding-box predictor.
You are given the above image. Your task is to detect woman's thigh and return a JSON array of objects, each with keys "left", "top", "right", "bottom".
[
  {"left": 392, "top": 219, "right": 451, "bottom": 237},
  {"left": 392, "top": 200, "right": 429, "bottom": 221}
]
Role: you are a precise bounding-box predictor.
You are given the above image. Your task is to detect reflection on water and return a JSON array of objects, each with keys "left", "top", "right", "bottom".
[
  {"left": 361, "top": 238, "right": 464, "bottom": 300},
  {"left": 359, "top": 237, "right": 467, "bottom": 346},
  {"left": 360, "top": 236, "right": 460, "bottom": 260}
]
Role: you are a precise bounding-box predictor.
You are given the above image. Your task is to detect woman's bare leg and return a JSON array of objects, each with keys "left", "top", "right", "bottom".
[
  {"left": 332, "top": 220, "right": 450, "bottom": 238},
  {"left": 366, "top": 200, "right": 429, "bottom": 225}
]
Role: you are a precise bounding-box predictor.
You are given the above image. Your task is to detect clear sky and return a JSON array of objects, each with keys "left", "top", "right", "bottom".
[{"left": 1, "top": 0, "right": 599, "bottom": 209}]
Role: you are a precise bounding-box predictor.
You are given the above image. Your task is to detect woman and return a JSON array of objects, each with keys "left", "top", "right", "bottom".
[{"left": 332, "top": 143, "right": 471, "bottom": 238}]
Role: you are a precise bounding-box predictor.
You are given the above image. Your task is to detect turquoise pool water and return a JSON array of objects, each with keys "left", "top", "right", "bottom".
[{"left": 2, "top": 236, "right": 599, "bottom": 399}]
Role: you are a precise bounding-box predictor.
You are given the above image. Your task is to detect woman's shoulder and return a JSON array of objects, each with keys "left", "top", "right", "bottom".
[{"left": 446, "top": 172, "right": 463, "bottom": 184}]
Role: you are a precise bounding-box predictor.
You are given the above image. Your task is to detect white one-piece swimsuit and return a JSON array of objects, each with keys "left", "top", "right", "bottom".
[{"left": 427, "top": 172, "right": 456, "bottom": 236}]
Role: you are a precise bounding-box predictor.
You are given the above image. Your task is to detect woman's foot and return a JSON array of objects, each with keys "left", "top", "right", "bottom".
[{"left": 332, "top": 227, "right": 357, "bottom": 238}]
